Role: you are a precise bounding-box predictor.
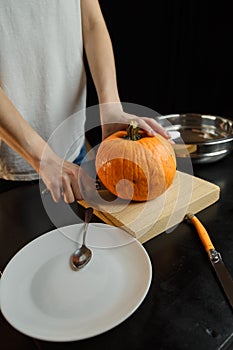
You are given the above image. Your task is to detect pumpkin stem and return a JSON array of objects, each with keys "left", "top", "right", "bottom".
[{"left": 124, "top": 120, "right": 142, "bottom": 141}]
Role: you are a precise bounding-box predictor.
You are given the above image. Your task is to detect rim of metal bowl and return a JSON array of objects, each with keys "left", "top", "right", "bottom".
[{"left": 158, "top": 113, "right": 233, "bottom": 146}]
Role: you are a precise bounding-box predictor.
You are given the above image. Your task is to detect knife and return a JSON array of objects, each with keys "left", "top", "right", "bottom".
[{"left": 186, "top": 213, "right": 233, "bottom": 309}]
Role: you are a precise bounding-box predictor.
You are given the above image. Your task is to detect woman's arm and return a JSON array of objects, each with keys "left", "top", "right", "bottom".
[
  {"left": 0, "top": 87, "right": 46, "bottom": 172},
  {"left": 81, "top": 0, "right": 120, "bottom": 105},
  {"left": 81, "top": 0, "right": 171, "bottom": 140},
  {"left": 0, "top": 87, "right": 93, "bottom": 203}
]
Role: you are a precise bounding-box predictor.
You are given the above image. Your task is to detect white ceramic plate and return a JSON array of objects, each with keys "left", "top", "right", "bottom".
[{"left": 0, "top": 223, "right": 152, "bottom": 342}]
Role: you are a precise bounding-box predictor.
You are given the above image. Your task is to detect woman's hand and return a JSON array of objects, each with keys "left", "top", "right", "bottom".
[
  {"left": 99, "top": 102, "right": 172, "bottom": 141},
  {"left": 39, "top": 148, "right": 95, "bottom": 203}
]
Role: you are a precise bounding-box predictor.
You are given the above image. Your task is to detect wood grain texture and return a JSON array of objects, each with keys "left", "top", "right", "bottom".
[{"left": 79, "top": 171, "right": 220, "bottom": 243}]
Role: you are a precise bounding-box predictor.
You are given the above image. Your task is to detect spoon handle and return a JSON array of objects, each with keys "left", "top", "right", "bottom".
[
  {"left": 82, "top": 207, "right": 93, "bottom": 245},
  {"left": 85, "top": 207, "right": 94, "bottom": 224}
]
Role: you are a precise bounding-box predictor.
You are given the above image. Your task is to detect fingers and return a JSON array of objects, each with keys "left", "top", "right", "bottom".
[
  {"left": 43, "top": 182, "right": 81, "bottom": 204},
  {"left": 145, "top": 117, "right": 173, "bottom": 141},
  {"left": 61, "top": 167, "right": 84, "bottom": 204},
  {"left": 133, "top": 116, "right": 172, "bottom": 140},
  {"left": 62, "top": 174, "right": 76, "bottom": 203},
  {"left": 44, "top": 181, "right": 63, "bottom": 203},
  {"left": 42, "top": 164, "right": 85, "bottom": 204},
  {"left": 60, "top": 166, "right": 96, "bottom": 204},
  {"left": 40, "top": 153, "right": 96, "bottom": 204},
  {"left": 101, "top": 106, "right": 172, "bottom": 141},
  {"left": 51, "top": 189, "right": 62, "bottom": 203}
]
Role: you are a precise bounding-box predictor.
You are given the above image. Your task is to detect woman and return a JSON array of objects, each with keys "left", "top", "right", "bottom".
[{"left": 0, "top": 0, "right": 170, "bottom": 203}]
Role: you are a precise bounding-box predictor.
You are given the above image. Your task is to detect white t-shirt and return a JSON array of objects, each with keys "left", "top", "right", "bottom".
[{"left": 0, "top": 0, "right": 87, "bottom": 180}]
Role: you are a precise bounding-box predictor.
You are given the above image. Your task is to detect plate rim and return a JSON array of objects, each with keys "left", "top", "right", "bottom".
[{"left": 0, "top": 223, "right": 152, "bottom": 342}]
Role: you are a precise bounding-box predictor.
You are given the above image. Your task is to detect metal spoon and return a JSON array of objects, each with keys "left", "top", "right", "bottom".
[{"left": 70, "top": 207, "right": 93, "bottom": 271}]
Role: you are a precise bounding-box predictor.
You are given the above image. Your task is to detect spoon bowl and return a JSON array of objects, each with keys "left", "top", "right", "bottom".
[{"left": 70, "top": 207, "right": 93, "bottom": 271}]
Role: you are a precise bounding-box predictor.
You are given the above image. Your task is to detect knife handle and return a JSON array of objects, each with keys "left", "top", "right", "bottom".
[{"left": 186, "top": 213, "right": 215, "bottom": 252}]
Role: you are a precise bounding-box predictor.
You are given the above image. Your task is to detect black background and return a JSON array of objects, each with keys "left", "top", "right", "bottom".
[{"left": 86, "top": 1, "right": 233, "bottom": 120}]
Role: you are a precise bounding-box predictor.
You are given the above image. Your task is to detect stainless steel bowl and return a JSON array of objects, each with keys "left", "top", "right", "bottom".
[{"left": 158, "top": 113, "right": 233, "bottom": 164}]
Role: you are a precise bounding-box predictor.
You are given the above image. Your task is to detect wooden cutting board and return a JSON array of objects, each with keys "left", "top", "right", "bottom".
[{"left": 79, "top": 171, "right": 220, "bottom": 244}]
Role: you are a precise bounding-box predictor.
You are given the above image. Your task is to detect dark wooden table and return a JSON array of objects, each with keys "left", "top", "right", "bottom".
[{"left": 1, "top": 154, "right": 233, "bottom": 350}]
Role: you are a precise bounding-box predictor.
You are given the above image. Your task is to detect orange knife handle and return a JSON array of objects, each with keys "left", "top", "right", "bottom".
[{"left": 186, "top": 213, "right": 215, "bottom": 252}]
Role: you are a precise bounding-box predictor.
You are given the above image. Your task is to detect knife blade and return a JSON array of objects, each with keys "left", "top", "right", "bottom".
[{"left": 186, "top": 213, "right": 233, "bottom": 309}]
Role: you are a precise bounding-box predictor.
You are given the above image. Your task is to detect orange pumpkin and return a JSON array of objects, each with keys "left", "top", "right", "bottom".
[{"left": 95, "top": 121, "right": 176, "bottom": 201}]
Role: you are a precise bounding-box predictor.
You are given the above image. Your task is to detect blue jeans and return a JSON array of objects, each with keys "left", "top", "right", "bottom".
[{"left": 72, "top": 143, "right": 87, "bottom": 165}]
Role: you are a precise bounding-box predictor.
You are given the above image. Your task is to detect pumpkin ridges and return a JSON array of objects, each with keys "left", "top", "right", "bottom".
[
  {"left": 129, "top": 142, "right": 149, "bottom": 200},
  {"left": 96, "top": 137, "right": 127, "bottom": 197},
  {"left": 126, "top": 141, "right": 166, "bottom": 200},
  {"left": 95, "top": 138, "right": 116, "bottom": 191},
  {"left": 99, "top": 141, "right": 142, "bottom": 200},
  {"left": 122, "top": 139, "right": 127, "bottom": 196},
  {"left": 157, "top": 138, "right": 176, "bottom": 188},
  {"left": 95, "top": 124, "right": 177, "bottom": 201},
  {"left": 138, "top": 142, "right": 155, "bottom": 199},
  {"left": 97, "top": 139, "right": 172, "bottom": 200},
  {"left": 138, "top": 137, "right": 168, "bottom": 193},
  {"left": 96, "top": 137, "right": 119, "bottom": 167},
  {"left": 105, "top": 130, "right": 126, "bottom": 141},
  {"left": 144, "top": 142, "right": 167, "bottom": 198},
  {"left": 143, "top": 134, "right": 176, "bottom": 189}
]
